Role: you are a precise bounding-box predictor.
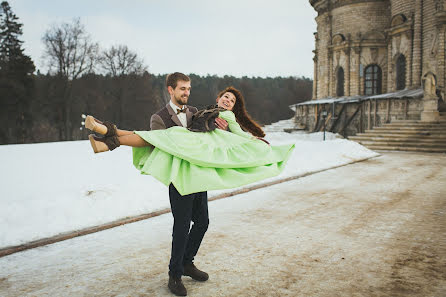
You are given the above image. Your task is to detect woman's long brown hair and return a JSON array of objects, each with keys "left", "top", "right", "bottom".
[{"left": 217, "top": 86, "right": 265, "bottom": 137}]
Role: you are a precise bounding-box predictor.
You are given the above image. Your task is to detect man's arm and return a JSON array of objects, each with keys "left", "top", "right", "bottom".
[{"left": 150, "top": 114, "right": 166, "bottom": 130}]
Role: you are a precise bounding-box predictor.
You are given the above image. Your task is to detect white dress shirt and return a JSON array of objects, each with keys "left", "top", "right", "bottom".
[{"left": 169, "top": 100, "right": 187, "bottom": 127}]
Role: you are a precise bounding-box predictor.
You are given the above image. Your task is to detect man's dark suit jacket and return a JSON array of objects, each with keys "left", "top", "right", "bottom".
[{"left": 150, "top": 103, "right": 197, "bottom": 130}]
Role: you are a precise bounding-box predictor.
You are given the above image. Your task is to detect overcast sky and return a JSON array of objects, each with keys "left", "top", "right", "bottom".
[{"left": 9, "top": 0, "right": 317, "bottom": 78}]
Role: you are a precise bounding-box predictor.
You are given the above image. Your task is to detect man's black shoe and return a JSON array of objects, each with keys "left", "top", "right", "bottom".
[
  {"left": 168, "top": 276, "right": 187, "bottom": 296},
  {"left": 183, "top": 263, "right": 209, "bottom": 281}
]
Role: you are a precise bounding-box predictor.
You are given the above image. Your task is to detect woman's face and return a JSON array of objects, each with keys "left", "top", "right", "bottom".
[{"left": 216, "top": 92, "right": 236, "bottom": 110}]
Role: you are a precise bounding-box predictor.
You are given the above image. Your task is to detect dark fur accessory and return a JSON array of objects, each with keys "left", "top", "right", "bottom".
[
  {"left": 93, "top": 120, "right": 119, "bottom": 150},
  {"left": 105, "top": 135, "right": 121, "bottom": 151},
  {"left": 187, "top": 106, "right": 226, "bottom": 132},
  {"left": 103, "top": 121, "right": 118, "bottom": 137},
  {"left": 93, "top": 134, "right": 120, "bottom": 151}
]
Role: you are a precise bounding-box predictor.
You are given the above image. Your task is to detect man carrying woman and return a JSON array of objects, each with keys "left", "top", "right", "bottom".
[{"left": 85, "top": 72, "right": 294, "bottom": 296}]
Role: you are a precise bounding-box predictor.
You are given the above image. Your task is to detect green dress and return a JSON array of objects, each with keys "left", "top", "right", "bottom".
[{"left": 132, "top": 110, "right": 295, "bottom": 196}]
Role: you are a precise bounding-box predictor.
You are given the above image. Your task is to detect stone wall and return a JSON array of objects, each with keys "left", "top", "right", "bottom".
[
  {"left": 313, "top": 0, "right": 391, "bottom": 99},
  {"left": 391, "top": 0, "right": 414, "bottom": 17},
  {"left": 308, "top": 0, "right": 446, "bottom": 129},
  {"left": 421, "top": 0, "right": 444, "bottom": 96},
  {"left": 331, "top": 2, "right": 390, "bottom": 36},
  {"left": 310, "top": 0, "right": 446, "bottom": 98},
  {"left": 314, "top": 13, "right": 331, "bottom": 99}
]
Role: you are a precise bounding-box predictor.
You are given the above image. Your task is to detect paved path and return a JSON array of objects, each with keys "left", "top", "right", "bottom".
[{"left": 0, "top": 152, "right": 445, "bottom": 297}]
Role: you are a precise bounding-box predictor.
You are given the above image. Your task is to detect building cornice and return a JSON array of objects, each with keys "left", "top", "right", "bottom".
[
  {"left": 436, "top": 11, "right": 446, "bottom": 26},
  {"left": 329, "top": 41, "right": 387, "bottom": 52},
  {"left": 386, "top": 22, "right": 413, "bottom": 36},
  {"left": 310, "top": 0, "right": 389, "bottom": 15}
]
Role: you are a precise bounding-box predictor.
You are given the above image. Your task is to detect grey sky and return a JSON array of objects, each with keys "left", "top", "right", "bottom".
[{"left": 9, "top": 0, "right": 317, "bottom": 78}]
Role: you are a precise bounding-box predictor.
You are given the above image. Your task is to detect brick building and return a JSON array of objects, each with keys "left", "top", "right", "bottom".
[{"left": 293, "top": 0, "right": 446, "bottom": 136}]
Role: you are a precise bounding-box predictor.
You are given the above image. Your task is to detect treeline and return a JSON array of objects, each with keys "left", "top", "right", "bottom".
[
  {"left": 2, "top": 73, "right": 312, "bottom": 144},
  {"left": 0, "top": 1, "right": 312, "bottom": 144}
]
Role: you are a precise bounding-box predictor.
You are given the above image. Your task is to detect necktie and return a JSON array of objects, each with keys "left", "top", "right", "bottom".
[{"left": 176, "top": 108, "right": 187, "bottom": 115}]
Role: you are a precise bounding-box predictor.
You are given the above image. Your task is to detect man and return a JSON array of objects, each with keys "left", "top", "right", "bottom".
[{"left": 150, "top": 72, "right": 227, "bottom": 296}]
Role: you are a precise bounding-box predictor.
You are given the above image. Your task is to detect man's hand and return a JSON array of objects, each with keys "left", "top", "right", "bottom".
[{"left": 215, "top": 118, "right": 228, "bottom": 130}]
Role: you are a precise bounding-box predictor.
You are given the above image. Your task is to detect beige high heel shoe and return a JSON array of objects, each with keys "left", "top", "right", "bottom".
[
  {"left": 88, "top": 134, "right": 109, "bottom": 153},
  {"left": 85, "top": 115, "right": 108, "bottom": 135},
  {"left": 88, "top": 134, "right": 121, "bottom": 153}
]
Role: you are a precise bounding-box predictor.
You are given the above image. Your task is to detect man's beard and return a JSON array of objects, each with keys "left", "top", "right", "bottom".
[{"left": 174, "top": 94, "right": 189, "bottom": 105}]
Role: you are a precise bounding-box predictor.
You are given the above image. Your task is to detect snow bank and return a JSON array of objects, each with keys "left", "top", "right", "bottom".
[{"left": 0, "top": 131, "right": 379, "bottom": 247}]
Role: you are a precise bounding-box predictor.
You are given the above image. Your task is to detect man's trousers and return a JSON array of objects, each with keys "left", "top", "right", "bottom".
[{"left": 168, "top": 184, "right": 209, "bottom": 278}]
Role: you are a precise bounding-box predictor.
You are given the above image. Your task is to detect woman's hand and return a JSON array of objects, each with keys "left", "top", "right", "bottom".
[{"left": 215, "top": 118, "right": 229, "bottom": 130}]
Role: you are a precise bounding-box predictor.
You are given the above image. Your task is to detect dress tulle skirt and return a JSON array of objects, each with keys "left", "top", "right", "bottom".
[{"left": 132, "top": 127, "right": 295, "bottom": 195}]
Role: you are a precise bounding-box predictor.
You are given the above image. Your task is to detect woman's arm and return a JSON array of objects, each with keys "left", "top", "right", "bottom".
[{"left": 218, "top": 111, "right": 254, "bottom": 139}]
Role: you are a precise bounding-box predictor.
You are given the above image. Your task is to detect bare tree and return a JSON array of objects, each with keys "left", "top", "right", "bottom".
[
  {"left": 42, "top": 18, "right": 99, "bottom": 80},
  {"left": 41, "top": 18, "right": 99, "bottom": 140},
  {"left": 100, "top": 44, "right": 147, "bottom": 76},
  {"left": 98, "top": 44, "right": 148, "bottom": 126}
]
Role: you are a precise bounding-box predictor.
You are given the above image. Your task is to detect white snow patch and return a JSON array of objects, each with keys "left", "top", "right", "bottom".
[{"left": 0, "top": 131, "right": 378, "bottom": 247}]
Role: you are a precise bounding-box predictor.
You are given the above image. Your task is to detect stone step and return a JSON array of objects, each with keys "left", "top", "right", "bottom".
[
  {"left": 383, "top": 119, "right": 446, "bottom": 124},
  {"left": 372, "top": 126, "right": 446, "bottom": 131},
  {"left": 384, "top": 121, "right": 446, "bottom": 125},
  {"left": 364, "top": 127, "right": 446, "bottom": 132},
  {"left": 366, "top": 130, "right": 446, "bottom": 135},
  {"left": 356, "top": 141, "right": 446, "bottom": 149},
  {"left": 363, "top": 145, "right": 446, "bottom": 153},
  {"left": 381, "top": 127, "right": 446, "bottom": 130},
  {"left": 391, "top": 119, "right": 446, "bottom": 124},
  {"left": 363, "top": 130, "right": 446, "bottom": 136},
  {"left": 353, "top": 133, "right": 446, "bottom": 140},
  {"left": 354, "top": 134, "right": 446, "bottom": 140},
  {"left": 382, "top": 122, "right": 446, "bottom": 127},
  {"left": 349, "top": 136, "right": 446, "bottom": 143},
  {"left": 351, "top": 117, "right": 446, "bottom": 153},
  {"left": 350, "top": 138, "right": 446, "bottom": 144}
]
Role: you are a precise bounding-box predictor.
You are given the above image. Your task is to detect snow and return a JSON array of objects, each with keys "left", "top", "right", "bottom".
[
  {"left": 263, "top": 118, "right": 300, "bottom": 133},
  {"left": 0, "top": 128, "right": 379, "bottom": 248}
]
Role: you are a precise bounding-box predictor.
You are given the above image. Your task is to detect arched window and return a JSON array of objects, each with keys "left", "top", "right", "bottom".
[
  {"left": 364, "top": 64, "right": 382, "bottom": 95},
  {"left": 396, "top": 54, "right": 406, "bottom": 90},
  {"left": 336, "top": 67, "right": 344, "bottom": 97}
]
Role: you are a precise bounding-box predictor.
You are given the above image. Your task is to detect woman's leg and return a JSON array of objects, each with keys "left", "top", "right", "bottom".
[
  {"left": 86, "top": 115, "right": 133, "bottom": 137},
  {"left": 116, "top": 129, "right": 134, "bottom": 137},
  {"left": 89, "top": 132, "right": 151, "bottom": 153},
  {"left": 118, "top": 134, "right": 151, "bottom": 147}
]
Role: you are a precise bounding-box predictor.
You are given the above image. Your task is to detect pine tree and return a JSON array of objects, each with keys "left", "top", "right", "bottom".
[{"left": 0, "top": 1, "right": 35, "bottom": 143}]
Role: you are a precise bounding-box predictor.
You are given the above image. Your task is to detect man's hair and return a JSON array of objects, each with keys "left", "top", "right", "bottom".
[{"left": 166, "top": 72, "right": 191, "bottom": 89}]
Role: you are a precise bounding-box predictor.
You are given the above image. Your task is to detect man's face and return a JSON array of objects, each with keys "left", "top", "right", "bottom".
[{"left": 169, "top": 80, "right": 191, "bottom": 107}]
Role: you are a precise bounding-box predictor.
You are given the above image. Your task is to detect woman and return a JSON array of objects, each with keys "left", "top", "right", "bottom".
[{"left": 86, "top": 87, "right": 295, "bottom": 195}]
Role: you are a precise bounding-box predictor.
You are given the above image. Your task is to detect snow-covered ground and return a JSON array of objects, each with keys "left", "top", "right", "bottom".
[{"left": 0, "top": 128, "right": 379, "bottom": 248}]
